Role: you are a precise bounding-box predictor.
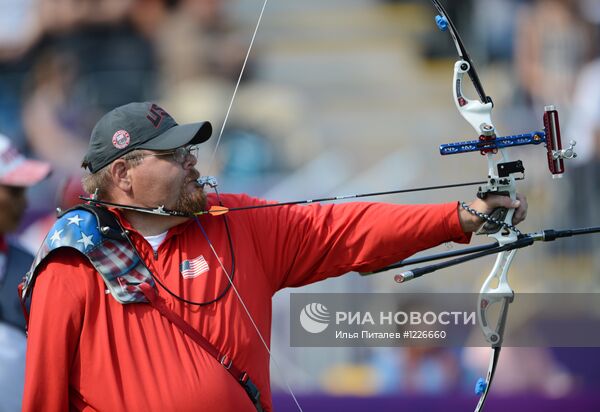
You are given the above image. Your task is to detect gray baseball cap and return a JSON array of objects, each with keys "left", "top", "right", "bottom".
[{"left": 82, "top": 102, "right": 212, "bottom": 173}]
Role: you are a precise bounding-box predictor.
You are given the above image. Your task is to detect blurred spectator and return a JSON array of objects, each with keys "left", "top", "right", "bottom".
[
  {"left": 0, "top": 133, "right": 51, "bottom": 412},
  {"left": 0, "top": 0, "right": 39, "bottom": 152},
  {"left": 0, "top": 0, "right": 41, "bottom": 61},
  {"left": 21, "top": 50, "right": 91, "bottom": 171},
  {"left": 0, "top": 0, "right": 134, "bottom": 151},
  {"left": 568, "top": 57, "right": 600, "bottom": 166},
  {"left": 372, "top": 347, "right": 462, "bottom": 394},
  {"left": 18, "top": 171, "right": 87, "bottom": 255},
  {"left": 514, "top": 0, "right": 595, "bottom": 112},
  {"left": 157, "top": 0, "right": 316, "bottom": 193},
  {"left": 472, "top": 0, "right": 522, "bottom": 63},
  {"left": 14, "top": 0, "right": 161, "bottom": 222},
  {"left": 370, "top": 298, "right": 463, "bottom": 395},
  {"left": 579, "top": 0, "right": 600, "bottom": 25},
  {"left": 155, "top": 0, "right": 254, "bottom": 91},
  {"left": 564, "top": 56, "right": 600, "bottom": 259},
  {"left": 22, "top": 7, "right": 159, "bottom": 172},
  {"left": 463, "top": 347, "right": 573, "bottom": 396},
  {"left": 36, "top": 0, "right": 131, "bottom": 32}
]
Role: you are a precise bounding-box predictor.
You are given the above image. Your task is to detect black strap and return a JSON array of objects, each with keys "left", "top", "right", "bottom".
[{"left": 139, "top": 284, "right": 263, "bottom": 411}]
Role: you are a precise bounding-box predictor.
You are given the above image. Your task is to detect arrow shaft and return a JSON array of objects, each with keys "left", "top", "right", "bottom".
[
  {"left": 201, "top": 180, "right": 489, "bottom": 215},
  {"left": 81, "top": 179, "right": 490, "bottom": 218}
]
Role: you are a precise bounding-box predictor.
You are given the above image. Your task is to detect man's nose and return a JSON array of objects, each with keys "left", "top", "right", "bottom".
[{"left": 182, "top": 153, "right": 197, "bottom": 169}]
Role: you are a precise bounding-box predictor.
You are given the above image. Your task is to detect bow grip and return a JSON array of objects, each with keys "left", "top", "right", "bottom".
[
  {"left": 476, "top": 207, "right": 509, "bottom": 235},
  {"left": 475, "top": 187, "right": 514, "bottom": 235}
]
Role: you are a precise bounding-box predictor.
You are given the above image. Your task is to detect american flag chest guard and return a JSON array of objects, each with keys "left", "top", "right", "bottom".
[{"left": 20, "top": 204, "right": 155, "bottom": 308}]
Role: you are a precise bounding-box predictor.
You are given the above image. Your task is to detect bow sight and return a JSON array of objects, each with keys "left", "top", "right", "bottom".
[{"left": 439, "top": 105, "right": 577, "bottom": 178}]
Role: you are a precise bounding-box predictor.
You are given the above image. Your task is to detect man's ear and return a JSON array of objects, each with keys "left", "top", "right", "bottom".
[{"left": 109, "top": 159, "right": 132, "bottom": 192}]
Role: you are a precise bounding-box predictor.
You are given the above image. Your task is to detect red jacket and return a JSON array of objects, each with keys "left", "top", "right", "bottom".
[{"left": 23, "top": 194, "right": 469, "bottom": 411}]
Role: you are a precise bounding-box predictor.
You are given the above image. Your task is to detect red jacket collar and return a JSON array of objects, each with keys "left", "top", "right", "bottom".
[{"left": 108, "top": 207, "right": 194, "bottom": 241}]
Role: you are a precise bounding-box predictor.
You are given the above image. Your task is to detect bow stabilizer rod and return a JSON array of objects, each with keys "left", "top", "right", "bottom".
[
  {"left": 359, "top": 241, "right": 501, "bottom": 276},
  {"left": 369, "top": 225, "right": 600, "bottom": 283}
]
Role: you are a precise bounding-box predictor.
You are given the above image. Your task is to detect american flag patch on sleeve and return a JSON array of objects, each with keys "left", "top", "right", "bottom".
[{"left": 180, "top": 255, "right": 209, "bottom": 279}]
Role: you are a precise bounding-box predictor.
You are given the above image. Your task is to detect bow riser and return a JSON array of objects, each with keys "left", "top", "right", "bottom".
[
  {"left": 452, "top": 60, "right": 494, "bottom": 135},
  {"left": 452, "top": 59, "right": 519, "bottom": 244}
]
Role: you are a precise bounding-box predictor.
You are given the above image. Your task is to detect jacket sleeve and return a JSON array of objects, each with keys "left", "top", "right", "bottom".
[
  {"left": 22, "top": 250, "right": 88, "bottom": 412},
  {"left": 229, "top": 195, "right": 471, "bottom": 292}
]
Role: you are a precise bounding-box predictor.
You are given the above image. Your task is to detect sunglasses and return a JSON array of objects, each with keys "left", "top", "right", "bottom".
[{"left": 136, "top": 146, "right": 199, "bottom": 164}]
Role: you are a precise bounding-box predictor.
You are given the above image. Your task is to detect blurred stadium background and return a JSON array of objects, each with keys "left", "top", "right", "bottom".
[{"left": 1, "top": 0, "right": 599, "bottom": 410}]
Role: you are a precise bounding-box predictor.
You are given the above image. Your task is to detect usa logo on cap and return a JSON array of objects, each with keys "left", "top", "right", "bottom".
[{"left": 112, "top": 130, "right": 130, "bottom": 149}]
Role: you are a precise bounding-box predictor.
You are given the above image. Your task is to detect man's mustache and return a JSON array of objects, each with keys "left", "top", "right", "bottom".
[{"left": 186, "top": 171, "right": 201, "bottom": 183}]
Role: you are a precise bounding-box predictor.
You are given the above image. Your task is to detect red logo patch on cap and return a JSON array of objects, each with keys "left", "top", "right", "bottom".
[{"left": 112, "top": 130, "right": 130, "bottom": 149}]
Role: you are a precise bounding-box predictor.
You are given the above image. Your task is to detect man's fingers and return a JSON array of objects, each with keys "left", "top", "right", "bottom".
[
  {"left": 463, "top": 193, "right": 529, "bottom": 232},
  {"left": 512, "top": 193, "right": 528, "bottom": 224},
  {"left": 484, "top": 194, "right": 528, "bottom": 226},
  {"left": 488, "top": 195, "right": 520, "bottom": 210}
]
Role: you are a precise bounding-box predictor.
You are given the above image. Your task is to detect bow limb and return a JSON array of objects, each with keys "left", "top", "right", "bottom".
[
  {"left": 475, "top": 249, "right": 516, "bottom": 411},
  {"left": 474, "top": 347, "right": 502, "bottom": 412},
  {"left": 431, "top": 0, "right": 492, "bottom": 106}
]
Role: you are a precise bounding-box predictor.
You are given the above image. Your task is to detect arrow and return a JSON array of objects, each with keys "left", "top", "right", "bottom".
[{"left": 194, "top": 180, "right": 490, "bottom": 216}]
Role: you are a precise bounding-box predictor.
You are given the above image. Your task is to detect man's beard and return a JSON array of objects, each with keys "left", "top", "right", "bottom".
[{"left": 173, "top": 182, "right": 207, "bottom": 214}]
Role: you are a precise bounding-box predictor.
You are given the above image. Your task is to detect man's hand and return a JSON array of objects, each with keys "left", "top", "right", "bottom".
[{"left": 459, "top": 193, "right": 528, "bottom": 233}]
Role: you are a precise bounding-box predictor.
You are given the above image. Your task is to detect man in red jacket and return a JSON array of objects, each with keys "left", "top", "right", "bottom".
[{"left": 21, "top": 102, "right": 526, "bottom": 412}]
